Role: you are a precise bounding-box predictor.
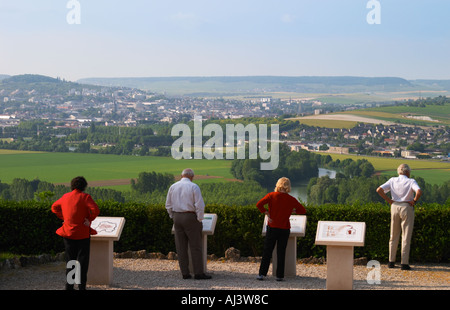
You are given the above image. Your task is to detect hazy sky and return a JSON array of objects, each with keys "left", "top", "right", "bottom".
[{"left": 1, "top": 0, "right": 450, "bottom": 81}]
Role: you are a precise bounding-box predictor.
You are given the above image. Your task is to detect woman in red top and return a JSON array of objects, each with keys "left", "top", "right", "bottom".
[
  {"left": 52, "top": 176, "right": 99, "bottom": 290},
  {"left": 256, "top": 177, "right": 306, "bottom": 281}
]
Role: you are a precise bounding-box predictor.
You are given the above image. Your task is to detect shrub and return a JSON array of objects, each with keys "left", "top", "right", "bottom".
[{"left": 0, "top": 200, "right": 448, "bottom": 262}]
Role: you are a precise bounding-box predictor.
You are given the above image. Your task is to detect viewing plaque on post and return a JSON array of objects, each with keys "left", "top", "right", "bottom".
[
  {"left": 314, "top": 220, "right": 366, "bottom": 290},
  {"left": 88, "top": 216, "right": 126, "bottom": 286},
  {"left": 315, "top": 221, "right": 365, "bottom": 246}
]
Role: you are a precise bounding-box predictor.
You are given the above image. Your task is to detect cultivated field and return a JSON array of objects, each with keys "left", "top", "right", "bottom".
[
  {"left": 292, "top": 102, "right": 450, "bottom": 127},
  {"left": 317, "top": 152, "right": 450, "bottom": 185},
  {"left": 290, "top": 114, "right": 395, "bottom": 127},
  {"left": 1, "top": 151, "right": 448, "bottom": 189},
  {"left": 0, "top": 151, "right": 233, "bottom": 189}
]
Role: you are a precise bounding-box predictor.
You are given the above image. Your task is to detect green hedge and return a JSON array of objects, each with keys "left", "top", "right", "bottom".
[{"left": 0, "top": 200, "right": 448, "bottom": 262}]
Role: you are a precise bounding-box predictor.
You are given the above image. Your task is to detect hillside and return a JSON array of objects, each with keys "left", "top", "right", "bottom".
[
  {"left": 77, "top": 76, "right": 450, "bottom": 98},
  {"left": 0, "top": 74, "right": 103, "bottom": 94}
]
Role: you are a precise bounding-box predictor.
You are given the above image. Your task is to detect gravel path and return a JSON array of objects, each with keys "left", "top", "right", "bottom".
[{"left": 0, "top": 259, "right": 448, "bottom": 290}]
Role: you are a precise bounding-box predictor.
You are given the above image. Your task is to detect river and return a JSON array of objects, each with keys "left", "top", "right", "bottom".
[{"left": 290, "top": 168, "right": 336, "bottom": 203}]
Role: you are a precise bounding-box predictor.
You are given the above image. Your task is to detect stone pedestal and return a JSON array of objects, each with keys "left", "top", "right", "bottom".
[
  {"left": 315, "top": 221, "right": 366, "bottom": 290},
  {"left": 88, "top": 239, "right": 114, "bottom": 285},
  {"left": 326, "top": 245, "right": 354, "bottom": 290},
  {"left": 87, "top": 217, "right": 125, "bottom": 286}
]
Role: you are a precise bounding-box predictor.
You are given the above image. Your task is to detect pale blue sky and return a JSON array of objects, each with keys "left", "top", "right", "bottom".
[{"left": 1, "top": 0, "right": 450, "bottom": 81}]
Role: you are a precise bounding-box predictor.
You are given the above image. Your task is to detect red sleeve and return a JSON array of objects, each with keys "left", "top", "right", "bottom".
[
  {"left": 85, "top": 194, "right": 100, "bottom": 221},
  {"left": 294, "top": 201, "right": 306, "bottom": 215},
  {"left": 256, "top": 193, "right": 271, "bottom": 214},
  {"left": 51, "top": 198, "right": 64, "bottom": 220}
]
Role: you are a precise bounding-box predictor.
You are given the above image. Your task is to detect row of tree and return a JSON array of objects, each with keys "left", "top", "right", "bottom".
[
  {"left": 307, "top": 174, "right": 450, "bottom": 205},
  {"left": 0, "top": 178, "right": 125, "bottom": 203},
  {"left": 325, "top": 157, "right": 375, "bottom": 178},
  {"left": 0, "top": 171, "right": 270, "bottom": 207},
  {"left": 230, "top": 144, "right": 376, "bottom": 189}
]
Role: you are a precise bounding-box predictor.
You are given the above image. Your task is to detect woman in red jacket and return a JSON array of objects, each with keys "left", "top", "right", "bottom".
[
  {"left": 256, "top": 177, "right": 306, "bottom": 281},
  {"left": 52, "top": 176, "right": 99, "bottom": 290}
]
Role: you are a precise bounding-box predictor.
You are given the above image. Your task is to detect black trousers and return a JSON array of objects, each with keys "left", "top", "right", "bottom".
[
  {"left": 259, "top": 226, "right": 290, "bottom": 278},
  {"left": 63, "top": 237, "right": 90, "bottom": 290}
]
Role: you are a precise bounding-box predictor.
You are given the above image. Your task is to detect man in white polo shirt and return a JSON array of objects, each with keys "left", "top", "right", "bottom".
[{"left": 376, "top": 164, "right": 423, "bottom": 270}]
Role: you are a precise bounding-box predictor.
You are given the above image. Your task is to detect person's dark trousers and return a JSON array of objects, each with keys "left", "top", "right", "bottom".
[
  {"left": 63, "top": 237, "right": 91, "bottom": 290},
  {"left": 173, "top": 212, "right": 204, "bottom": 277},
  {"left": 259, "top": 226, "right": 290, "bottom": 278}
]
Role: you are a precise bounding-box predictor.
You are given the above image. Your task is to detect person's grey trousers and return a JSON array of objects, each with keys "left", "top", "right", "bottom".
[{"left": 172, "top": 212, "right": 204, "bottom": 276}]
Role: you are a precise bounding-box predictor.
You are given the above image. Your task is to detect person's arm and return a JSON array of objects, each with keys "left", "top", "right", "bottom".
[
  {"left": 165, "top": 186, "right": 174, "bottom": 218},
  {"left": 376, "top": 187, "right": 394, "bottom": 205},
  {"left": 193, "top": 186, "right": 205, "bottom": 222},
  {"left": 256, "top": 194, "right": 271, "bottom": 215},
  {"left": 51, "top": 198, "right": 64, "bottom": 220},
  {"left": 409, "top": 188, "right": 423, "bottom": 207},
  {"left": 256, "top": 194, "right": 272, "bottom": 223},
  {"left": 86, "top": 194, "right": 100, "bottom": 221},
  {"left": 294, "top": 201, "right": 306, "bottom": 215}
]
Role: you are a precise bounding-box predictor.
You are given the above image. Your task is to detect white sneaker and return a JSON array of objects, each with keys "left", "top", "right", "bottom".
[{"left": 256, "top": 275, "right": 266, "bottom": 281}]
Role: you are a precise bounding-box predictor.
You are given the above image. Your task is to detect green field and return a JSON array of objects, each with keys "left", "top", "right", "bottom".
[
  {"left": 318, "top": 152, "right": 450, "bottom": 185},
  {"left": 337, "top": 102, "right": 450, "bottom": 126},
  {"left": 1, "top": 151, "right": 448, "bottom": 190},
  {"left": 0, "top": 151, "right": 233, "bottom": 187},
  {"left": 292, "top": 118, "right": 359, "bottom": 129}
]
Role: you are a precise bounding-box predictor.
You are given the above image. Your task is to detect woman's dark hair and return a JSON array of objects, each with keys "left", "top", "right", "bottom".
[{"left": 71, "top": 176, "right": 88, "bottom": 191}]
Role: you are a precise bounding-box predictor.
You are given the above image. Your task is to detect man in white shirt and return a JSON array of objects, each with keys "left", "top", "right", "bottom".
[
  {"left": 376, "top": 164, "right": 423, "bottom": 270},
  {"left": 165, "top": 168, "right": 211, "bottom": 279}
]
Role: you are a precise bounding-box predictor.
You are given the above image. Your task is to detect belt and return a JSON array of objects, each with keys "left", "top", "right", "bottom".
[
  {"left": 173, "top": 211, "right": 196, "bottom": 214},
  {"left": 392, "top": 201, "right": 412, "bottom": 206}
]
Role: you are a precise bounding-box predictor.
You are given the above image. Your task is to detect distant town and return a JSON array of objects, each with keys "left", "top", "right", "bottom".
[{"left": 0, "top": 74, "right": 448, "bottom": 161}]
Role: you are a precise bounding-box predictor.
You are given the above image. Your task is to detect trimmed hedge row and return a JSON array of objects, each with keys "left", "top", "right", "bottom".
[{"left": 1, "top": 201, "right": 448, "bottom": 262}]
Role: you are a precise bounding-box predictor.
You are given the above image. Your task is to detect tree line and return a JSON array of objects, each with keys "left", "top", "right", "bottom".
[
  {"left": 0, "top": 171, "right": 270, "bottom": 207},
  {"left": 230, "top": 144, "right": 376, "bottom": 189},
  {"left": 0, "top": 178, "right": 125, "bottom": 203},
  {"left": 307, "top": 174, "right": 449, "bottom": 205}
]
